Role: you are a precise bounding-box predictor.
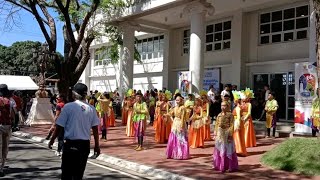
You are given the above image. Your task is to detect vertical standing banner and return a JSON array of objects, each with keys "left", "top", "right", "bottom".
[
  {"left": 178, "top": 68, "right": 220, "bottom": 96},
  {"left": 294, "top": 62, "right": 318, "bottom": 134},
  {"left": 203, "top": 68, "right": 220, "bottom": 91},
  {"left": 178, "top": 71, "right": 191, "bottom": 98}
]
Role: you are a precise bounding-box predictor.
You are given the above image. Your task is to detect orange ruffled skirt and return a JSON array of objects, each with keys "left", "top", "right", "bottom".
[
  {"left": 203, "top": 117, "right": 212, "bottom": 141},
  {"left": 244, "top": 117, "right": 257, "bottom": 148},
  {"left": 122, "top": 108, "right": 128, "bottom": 125},
  {"left": 189, "top": 125, "right": 205, "bottom": 149},
  {"left": 126, "top": 109, "right": 135, "bottom": 137},
  {"left": 154, "top": 115, "right": 172, "bottom": 143},
  {"left": 233, "top": 120, "right": 247, "bottom": 156},
  {"left": 107, "top": 109, "right": 116, "bottom": 127}
]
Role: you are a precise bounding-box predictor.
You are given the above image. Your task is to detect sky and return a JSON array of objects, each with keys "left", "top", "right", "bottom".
[{"left": 0, "top": 9, "right": 64, "bottom": 53}]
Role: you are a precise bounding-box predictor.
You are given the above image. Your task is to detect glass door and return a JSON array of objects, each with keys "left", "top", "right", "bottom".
[{"left": 253, "top": 72, "right": 294, "bottom": 121}]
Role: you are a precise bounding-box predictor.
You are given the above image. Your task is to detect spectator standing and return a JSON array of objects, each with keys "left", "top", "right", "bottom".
[
  {"left": 12, "top": 91, "right": 23, "bottom": 131},
  {"left": 48, "top": 83, "right": 100, "bottom": 180},
  {"left": 0, "top": 84, "right": 14, "bottom": 177}
]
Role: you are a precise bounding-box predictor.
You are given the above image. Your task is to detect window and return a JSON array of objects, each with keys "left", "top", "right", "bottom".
[
  {"left": 94, "top": 48, "right": 111, "bottom": 67},
  {"left": 259, "top": 5, "right": 309, "bottom": 45},
  {"left": 182, "top": 20, "right": 231, "bottom": 54},
  {"left": 135, "top": 35, "right": 164, "bottom": 60},
  {"left": 183, "top": 29, "right": 190, "bottom": 54},
  {"left": 206, "top": 20, "right": 231, "bottom": 52}
]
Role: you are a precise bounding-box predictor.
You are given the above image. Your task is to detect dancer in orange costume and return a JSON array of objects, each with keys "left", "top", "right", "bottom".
[
  {"left": 200, "top": 90, "right": 212, "bottom": 141},
  {"left": 154, "top": 92, "right": 170, "bottom": 143},
  {"left": 188, "top": 94, "right": 205, "bottom": 148},
  {"left": 108, "top": 92, "right": 116, "bottom": 127},
  {"left": 241, "top": 88, "right": 257, "bottom": 148},
  {"left": 232, "top": 91, "right": 247, "bottom": 156},
  {"left": 126, "top": 89, "right": 135, "bottom": 137},
  {"left": 122, "top": 96, "right": 129, "bottom": 125},
  {"left": 164, "top": 90, "right": 173, "bottom": 141}
]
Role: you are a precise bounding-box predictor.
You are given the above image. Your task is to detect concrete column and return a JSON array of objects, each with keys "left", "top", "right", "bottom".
[
  {"left": 162, "top": 31, "right": 170, "bottom": 89},
  {"left": 231, "top": 11, "right": 246, "bottom": 89},
  {"left": 118, "top": 23, "right": 136, "bottom": 98},
  {"left": 183, "top": 1, "right": 214, "bottom": 93},
  {"left": 309, "top": 0, "right": 316, "bottom": 62}
]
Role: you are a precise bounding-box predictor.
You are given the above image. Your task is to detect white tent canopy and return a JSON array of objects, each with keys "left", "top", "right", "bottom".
[{"left": 0, "top": 75, "right": 39, "bottom": 90}]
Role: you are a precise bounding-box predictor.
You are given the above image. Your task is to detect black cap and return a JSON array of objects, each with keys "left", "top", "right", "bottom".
[
  {"left": 0, "top": 84, "right": 9, "bottom": 97},
  {"left": 73, "top": 83, "right": 88, "bottom": 96}
]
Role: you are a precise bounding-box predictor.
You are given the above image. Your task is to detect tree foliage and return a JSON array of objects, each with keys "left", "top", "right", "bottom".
[
  {"left": 0, "top": 41, "right": 59, "bottom": 75},
  {"left": 1, "top": 0, "right": 135, "bottom": 97}
]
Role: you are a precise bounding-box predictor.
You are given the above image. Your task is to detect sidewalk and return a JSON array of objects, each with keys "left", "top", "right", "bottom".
[{"left": 15, "top": 121, "right": 317, "bottom": 180}]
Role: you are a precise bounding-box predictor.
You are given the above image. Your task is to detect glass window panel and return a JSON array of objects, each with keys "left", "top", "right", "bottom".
[
  {"left": 138, "top": 40, "right": 142, "bottom": 44},
  {"left": 183, "top": 38, "right": 189, "bottom": 47},
  {"left": 206, "top": 34, "right": 213, "bottom": 43},
  {"left": 223, "top": 31, "right": 231, "bottom": 40},
  {"left": 283, "top": 20, "right": 295, "bottom": 31},
  {"left": 260, "top": 13, "right": 270, "bottom": 23},
  {"left": 284, "top": 32, "right": 294, "bottom": 41},
  {"left": 223, "top": 41, "right": 230, "bottom": 49},
  {"left": 159, "top": 40, "right": 164, "bottom": 51},
  {"left": 215, "top": 23, "right": 222, "bottom": 32},
  {"left": 224, "top": 21, "right": 231, "bottom": 30},
  {"left": 148, "top": 53, "right": 152, "bottom": 59},
  {"left": 154, "top": 40, "right": 159, "bottom": 51},
  {"left": 296, "top": 17, "right": 308, "bottom": 29},
  {"left": 272, "top": 11, "right": 282, "bottom": 21},
  {"left": 142, "top": 42, "right": 147, "bottom": 52},
  {"left": 260, "top": 24, "right": 270, "bottom": 34},
  {"left": 297, "top": 30, "right": 307, "bottom": 39},
  {"left": 214, "top": 32, "right": 222, "bottom": 41},
  {"left": 160, "top": 35, "right": 164, "bottom": 39},
  {"left": 142, "top": 54, "right": 146, "bottom": 60},
  {"left": 284, "top": 8, "right": 295, "bottom": 19},
  {"left": 296, "top": 5, "right": 308, "bottom": 17},
  {"left": 206, "top": 44, "right": 212, "bottom": 51},
  {"left": 272, "top": 34, "right": 281, "bottom": 43},
  {"left": 94, "top": 54, "right": 98, "bottom": 60},
  {"left": 147, "top": 40, "right": 153, "bottom": 52},
  {"left": 206, "top": 25, "right": 213, "bottom": 33},
  {"left": 153, "top": 52, "right": 158, "bottom": 58},
  {"left": 214, "top": 43, "right": 221, "bottom": 50},
  {"left": 288, "top": 109, "right": 294, "bottom": 120},
  {"left": 183, "top": 48, "right": 189, "bottom": 54},
  {"left": 272, "top": 22, "right": 282, "bottom": 32},
  {"left": 261, "top": 36, "right": 269, "bottom": 44},
  {"left": 154, "top": 36, "right": 159, "bottom": 40}
]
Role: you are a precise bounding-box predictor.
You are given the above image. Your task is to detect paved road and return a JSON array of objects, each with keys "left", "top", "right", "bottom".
[{"left": 2, "top": 137, "right": 150, "bottom": 180}]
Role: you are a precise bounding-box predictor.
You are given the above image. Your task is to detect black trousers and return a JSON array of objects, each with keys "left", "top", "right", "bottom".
[
  {"left": 57, "top": 131, "right": 64, "bottom": 152},
  {"left": 61, "top": 140, "right": 90, "bottom": 180}
]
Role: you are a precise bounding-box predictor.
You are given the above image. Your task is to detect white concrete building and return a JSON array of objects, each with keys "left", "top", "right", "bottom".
[{"left": 79, "top": 0, "right": 314, "bottom": 121}]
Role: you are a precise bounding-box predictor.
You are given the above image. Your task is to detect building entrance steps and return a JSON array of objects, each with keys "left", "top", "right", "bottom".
[{"left": 13, "top": 120, "right": 314, "bottom": 179}]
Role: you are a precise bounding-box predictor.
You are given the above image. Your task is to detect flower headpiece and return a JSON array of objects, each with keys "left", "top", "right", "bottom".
[
  {"left": 165, "top": 90, "right": 172, "bottom": 100},
  {"left": 199, "top": 90, "right": 207, "bottom": 97},
  {"left": 232, "top": 90, "right": 241, "bottom": 101},
  {"left": 243, "top": 88, "right": 254, "bottom": 99},
  {"left": 126, "top": 89, "right": 133, "bottom": 97},
  {"left": 174, "top": 89, "right": 180, "bottom": 95}
]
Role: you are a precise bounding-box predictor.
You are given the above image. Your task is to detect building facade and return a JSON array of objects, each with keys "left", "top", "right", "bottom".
[{"left": 79, "top": 0, "right": 314, "bottom": 121}]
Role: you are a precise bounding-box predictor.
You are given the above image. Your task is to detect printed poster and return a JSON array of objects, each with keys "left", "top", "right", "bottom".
[
  {"left": 294, "top": 62, "right": 318, "bottom": 134},
  {"left": 178, "top": 68, "right": 220, "bottom": 96}
]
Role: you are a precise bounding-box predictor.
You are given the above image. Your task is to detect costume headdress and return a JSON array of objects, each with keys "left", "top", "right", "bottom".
[
  {"left": 174, "top": 89, "right": 180, "bottom": 95},
  {"left": 232, "top": 90, "right": 241, "bottom": 101},
  {"left": 199, "top": 90, "right": 207, "bottom": 97},
  {"left": 126, "top": 89, "right": 133, "bottom": 97},
  {"left": 165, "top": 90, "right": 172, "bottom": 100},
  {"left": 242, "top": 88, "right": 254, "bottom": 99}
]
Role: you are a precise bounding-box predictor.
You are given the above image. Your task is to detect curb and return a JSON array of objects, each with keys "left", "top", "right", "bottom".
[{"left": 12, "top": 131, "right": 195, "bottom": 180}]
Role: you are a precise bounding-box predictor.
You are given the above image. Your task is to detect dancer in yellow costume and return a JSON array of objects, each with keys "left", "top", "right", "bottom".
[
  {"left": 232, "top": 91, "right": 247, "bottom": 156},
  {"left": 241, "top": 88, "right": 257, "bottom": 147},
  {"left": 184, "top": 94, "right": 194, "bottom": 128},
  {"left": 311, "top": 88, "right": 320, "bottom": 137},
  {"left": 126, "top": 89, "right": 135, "bottom": 137},
  {"left": 265, "top": 92, "right": 278, "bottom": 138},
  {"left": 200, "top": 90, "right": 212, "bottom": 141}
]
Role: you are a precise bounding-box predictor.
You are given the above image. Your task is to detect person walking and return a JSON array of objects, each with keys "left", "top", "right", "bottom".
[
  {"left": 48, "top": 83, "right": 100, "bottom": 180},
  {"left": 0, "top": 84, "right": 14, "bottom": 177}
]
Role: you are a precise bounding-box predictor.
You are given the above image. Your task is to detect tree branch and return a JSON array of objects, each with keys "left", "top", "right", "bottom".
[
  {"left": 55, "top": 0, "right": 77, "bottom": 51},
  {"left": 38, "top": 1, "right": 57, "bottom": 51},
  {"left": 28, "top": 0, "right": 52, "bottom": 46},
  {"left": 4, "top": 0, "right": 49, "bottom": 25},
  {"left": 77, "top": 0, "right": 99, "bottom": 45},
  {"left": 74, "top": 36, "right": 94, "bottom": 78}
]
